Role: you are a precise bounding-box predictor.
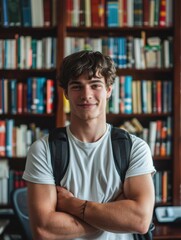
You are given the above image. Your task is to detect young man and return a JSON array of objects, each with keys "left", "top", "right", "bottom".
[{"left": 23, "top": 50, "right": 156, "bottom": 240}]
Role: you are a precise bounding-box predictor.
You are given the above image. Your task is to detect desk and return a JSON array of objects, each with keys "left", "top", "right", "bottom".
[{"left": 154, "top": 224, "right": 181, "bottom": 240}]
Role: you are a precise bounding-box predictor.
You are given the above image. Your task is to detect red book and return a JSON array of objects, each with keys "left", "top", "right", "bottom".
[
  {"left": 159, "top": 0, "right": 166, "bottom": 26},
  {"left": 156, "top": 81, "right": 162, "bottom": 113},
  {"left": 43, "top": 0, "right": 52, "bottom": 26},
  {"left": 122, "top": 0, "right": 127, "bottom": 26},
  {"left": 46, "top": 79, "right": 54, "bottom": 114},
  {"left": 91, "top": 0, "right": 105, "bottom": 27},
  {"left": 0, "top": 120, "right": 6, "bottom": 156},
  {"left": 66, "top": 0, "right": 73, "bottom": 26},
  {"left": 143, "top": 0, "right": 149, "bottom": 26},
  {"left": 23, "top": 83, "right": 27, "bottom": 113},
  {"left": 17, "top": 82, "right": 23, "bottom": 114}
]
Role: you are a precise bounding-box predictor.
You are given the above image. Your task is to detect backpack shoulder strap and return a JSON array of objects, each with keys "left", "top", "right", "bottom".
[
  {"left": 48, "top": 127, "right": 69, "bottom": 186},
  {"left": 111, "top": 127, "right": 132, "bottom": 183}
]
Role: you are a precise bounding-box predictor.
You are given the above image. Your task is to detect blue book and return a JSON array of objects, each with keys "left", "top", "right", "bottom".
[
  {"left": 6, "top": 119, "right": 14, "bottom": 157},
  {"left": 37, "top": 77, "right": 46, "bottom": 113},
  {"left": 27, "top": 78, "right": 32, "bottom": 112},
  {"left": 141, "top": 80, "right": 147, "bottom": 113},
  {"left": 21, "top": 0, "right": 32, "bottom": 26},
  {"left": 31, "top": 39, "right": 37, "bottom": 69},
  {"left": 107, "top": 0, "right": 118, "bottom": 27},
  {"left": 2, "top": 0, "right": 8, "bottom": 27},
  {"left": 10, "top": 80, "right": 17, "bottom": 114},
  {"left": 124, "top": 76, "right": 133, "bottom": 114}
]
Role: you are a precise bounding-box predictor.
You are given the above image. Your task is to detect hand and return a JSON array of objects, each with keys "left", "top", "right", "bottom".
[{"left": 56, "top": 186, "right": 74, "bottom": 212}]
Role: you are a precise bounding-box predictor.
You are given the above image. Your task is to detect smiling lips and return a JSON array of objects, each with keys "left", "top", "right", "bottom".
[{"left": 78, "top": 103, "right": 97, "bottom": 108}]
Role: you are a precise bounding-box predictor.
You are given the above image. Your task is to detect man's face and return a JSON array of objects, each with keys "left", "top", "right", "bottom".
[{"left": 65, "top": 72, "right": 112, "bottom": 121}]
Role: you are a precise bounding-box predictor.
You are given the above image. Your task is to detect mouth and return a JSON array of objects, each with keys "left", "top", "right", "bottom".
[{"left": 77, "top": 103, "right": 97, "bottom": 109}]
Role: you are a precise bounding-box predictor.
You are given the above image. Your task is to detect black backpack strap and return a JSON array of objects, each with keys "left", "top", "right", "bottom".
[
  {"left": 111, "top": 127, "right": 132, "bottom": 183},
  {"left": 48, "top": 127, "right": 69, "bottom": 186}
]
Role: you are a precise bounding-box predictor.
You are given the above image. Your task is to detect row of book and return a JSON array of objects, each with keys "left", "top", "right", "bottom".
[
  {"left": 0, "top": 159, "right": 26, "bottom": 205},
  {"left": 108, "top": 76, "right": 172, "bottom": 114},
  {"left": 0, "top": 78, "right": 54, "bottom": 114},
  {"left": 0, "top": 120, "right": 49, "bottom": 157},
  {"left": 0, "top": 37, "right": 57, "bottom": 69},
  {"left": 120, "top": 117, "right": 172, "bottom": 157},
  {"left": 66, "top": 0, "right": 173, "bottom": 28},
  {"left": 0, "top": 159, "right": 172, "bottom": 205},
  {"left": 0, "top": 0, "right": 57, "bottom": 27},
  {"left": 65, "top": 36, "right": 173, "bottom": 69},
  {"left": 153, "top": 170, "right": 172, "bottom": 203},
  {"left": 63, "top": 75, "right": 172, "bottom": 115}
]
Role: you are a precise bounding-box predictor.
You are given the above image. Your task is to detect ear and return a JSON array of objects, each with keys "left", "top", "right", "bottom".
[{"left": 106, "top": 85, "right": 113, "bottom": 99}]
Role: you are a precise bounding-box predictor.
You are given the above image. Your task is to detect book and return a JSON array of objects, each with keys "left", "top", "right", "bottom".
[
  {"left": 2, "top": 0, "right": 9, "bottom": 26},
  {"left": 159, "top": 0, "right": 166, "bottom": 26},
  {"left": 91, "top": 0, "right": 105, "bottom": 27},
  {"left": 143, "top": 0, "right": 149, "bottom": 26},
  {"left": 148, "top": 121, "right": 157, "bottom": 156},
  {"left": 7, "top": 0, "right": 21, "bottom": 26},
  {"left": 124, "top": 75, "right": 132, "bottom": 114},
  {"left": 6, "top": 119, "right": 14, "bottom": 157},
  {"left": 133, "top": 0, "right": 143, "bottom": 26},
  {"left": 0, "top": 120, "right": 6, "bottom": 156},
  {"left": 127, "top": 0, "right": 133, "bottom": 27},
  {"left": 21, "top": 0, "right": 32, "bottom": 26},
  {"left": 46, "top": 79, "right": 54, "bottom": 113},
  {"left": 43, "top": 0, "right": 52, "bottom": 26},
  {"left": 107, "top": 0, "right": 119, "bottom": 27}
]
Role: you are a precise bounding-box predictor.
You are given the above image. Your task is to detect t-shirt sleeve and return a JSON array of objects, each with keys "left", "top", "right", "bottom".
[
  {"left": 125, "top": 134, "right": 156, "bottom": 179},
  {"left": 22, "top": 136, "right": 55, "bottom": 185}
]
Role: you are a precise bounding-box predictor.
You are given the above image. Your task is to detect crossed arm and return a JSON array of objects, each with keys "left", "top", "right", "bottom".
[{"left": 27, "top": 173, "right": 155, "bottom": 240}]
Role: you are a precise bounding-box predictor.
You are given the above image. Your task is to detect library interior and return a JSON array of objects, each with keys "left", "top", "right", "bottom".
[{"left": 0, "top": 0, "right": 181, "bottom": 239}]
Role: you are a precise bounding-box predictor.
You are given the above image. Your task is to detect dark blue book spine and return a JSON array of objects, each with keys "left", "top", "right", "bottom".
[{"left": 2, "top": 0, "right": 8, "bottom": 26}]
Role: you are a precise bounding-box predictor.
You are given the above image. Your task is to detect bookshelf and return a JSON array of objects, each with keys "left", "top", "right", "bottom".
[
  {"left": 0, "top": 0, "right": 58, "bottom": 237},
  {"left": 0, "top": 0, "right": 180, "bottom": 239}
]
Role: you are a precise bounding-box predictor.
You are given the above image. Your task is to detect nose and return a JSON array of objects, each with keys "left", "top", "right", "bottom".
[{"left": 80, "top": 86, "right": 92, "bottom": 101}]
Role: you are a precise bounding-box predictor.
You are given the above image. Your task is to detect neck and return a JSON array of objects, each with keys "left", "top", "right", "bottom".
[{"left": 69, "top": 117, "right": 107, "bottom": 142}]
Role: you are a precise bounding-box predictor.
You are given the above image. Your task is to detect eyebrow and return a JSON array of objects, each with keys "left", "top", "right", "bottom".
[{"left": 69, "top": 79, "right": 104, "bottom": 85}]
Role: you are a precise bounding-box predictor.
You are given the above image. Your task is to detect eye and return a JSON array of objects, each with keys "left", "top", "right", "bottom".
[
  {"left": 71, "top": 85, "right": 81, "bottom": 90},
  {"left": 91, "top": 84, "right": 102, "bottom": 89}
]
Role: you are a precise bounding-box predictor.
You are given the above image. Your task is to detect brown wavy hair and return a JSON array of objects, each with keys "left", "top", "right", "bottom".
[{"left": 58, "top": 50, "right": 117, "bottom": 91}]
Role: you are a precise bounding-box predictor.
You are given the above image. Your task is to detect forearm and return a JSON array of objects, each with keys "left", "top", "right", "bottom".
[
  {"left": 30, "top": 210, "right": 99, "bottom": 240},
  {"left": 61, "top": 197, "right": 151, "bottom": 234}
]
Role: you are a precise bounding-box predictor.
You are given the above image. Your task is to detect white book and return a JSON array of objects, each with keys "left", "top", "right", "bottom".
[
  {"left": 3, "top": 79, "right": 8, "bottom": 114},
  {"left": 0, "top": 160, "right": 9, "bottom": 205},
  {"left": 20, "top": 124, "right": 28, "bottom": 157},
  {"left": 36, "top": 40, "right": 43, "bottom": 69},
  {"left": 25, "top": 36, "right": 32, "bottom": 69},
  {"left": 44, "top": 37, "right": 52, "bottom": 69},
  {"left": 163, "top": 39, "right": 170, "bottom": 68},
  {"left": 149, "top": 121, "right": 157, "bottom": 155},
  {"left": 134, "top": 38, "right": 142, "bottom": 69},
  {"left": 127, "top": 0, "right": 133, "bottom": 27},
  {"left": 92, "top": 38, "right": 102, "bottom": 52},
  {"left": 72, "top": 0, "right": 80, "bottom": 27},
  {"left": 112, "top": 76, "right": 120, "bottom": 114},
  {"left": 31, "top": 0, "right": 44, "bottom": 27},
  {"left": 19, "top": 36, "right": 25, "bottom": 69},
  {"left": 85, "top": 0, "right": 91, "bottom": 27}
]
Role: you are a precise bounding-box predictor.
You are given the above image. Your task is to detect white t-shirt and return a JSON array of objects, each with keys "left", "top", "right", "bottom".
[{"left": 23, "top": 124, "right": 156, "bottom": 240}]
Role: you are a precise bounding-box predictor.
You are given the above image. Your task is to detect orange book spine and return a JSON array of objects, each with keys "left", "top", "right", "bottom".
[{"left": 159, "top": 0, "right": 166, "bottom": 26}]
